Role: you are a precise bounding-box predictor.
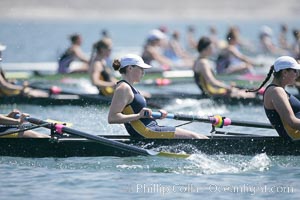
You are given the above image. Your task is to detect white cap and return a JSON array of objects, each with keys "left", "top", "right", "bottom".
[
  {"left": 147, "top": 29, "right": 166, "bottom": 41},
  {"left": 274, "top": 56, "right": 300, "bottom": 72},
  {"left": 260, "top": 25, "right": 273, "bottom": 36},
  {"left": 0, "top": 43, "right": 6, "bottom": 51},
  {"left": 120, "top": 54, "right": 152, "bottom": 69}
]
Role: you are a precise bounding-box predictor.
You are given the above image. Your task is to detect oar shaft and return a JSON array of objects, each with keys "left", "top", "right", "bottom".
[
  {"left": 151, "top": 112, "right": 273, "bottom": 129},
  {"left": 228, "top": 120, "right": 272, "bottom": 129},
  {"left": 60, "top": 126, "right": 151, "bottom": 156},
  {"left": 19, "top": 115, "right": 190, "bottom": 158},
  {"left": 26, "top": 117, "right": 152, "bottom": 156},
  {"left": 152, "top": 112, "right": 223, "bottom": 125},
  {"left": 0, "top": 123, "right": 49, "bottom": 137}
]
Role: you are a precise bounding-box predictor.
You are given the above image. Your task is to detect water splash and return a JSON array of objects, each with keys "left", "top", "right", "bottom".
[
  {"left": 242, "top": 153, "right": 271, "bottom": 172},
  {"left": 116, "top": 164, "right": 146, "bottom": 170},
  {"left": 186, "top": 154, "right": 240, "bottom": 175},
  {"left": 164, "top": 98, "right": 228, "bottom": 115},
  {"left": 184, "top": 153, "right": 271, "bottom": 175}
]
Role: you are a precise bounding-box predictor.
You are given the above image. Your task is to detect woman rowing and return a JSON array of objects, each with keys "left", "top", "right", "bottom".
[
  {"left": 193, "top": 36, "right": 257, "bottom": 99},
  {"left": 216, "top": 29, "right": 256, "bottom": 75},
  {"left": 247, "top": 56, "right": 300, "bottom": 140},
  {"left": 0, "top": 110, "right": 49, "bottom": 138},
  {"left": 0, "top": 71, "right": 49, "bottom": 98},
  {"left": 258, "top": 25, "right": 288, "bottom": 56},
  {"left": 141, "top": 29, "right": 173, "bottom": 71},
  {"left": 291, "top": 29, "right": 300, "bottom": 62},
  {"left": 57, "top": 33, "right": 89, "bottom": 74},
  {"left": 108, "top": 54, "right": 207, "bottom": 139},
  {"left": 89, "top": 39, "right": 117, "bottom": 96},
  {"left": 0, "top": 45, "right": 49, "bottom": 98},
  {"left": 163, "top": 30, "right": 194, "bottom": 68}
]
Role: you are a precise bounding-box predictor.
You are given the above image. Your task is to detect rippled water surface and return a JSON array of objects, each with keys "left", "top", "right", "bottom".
[{"left": 1, "top": 102, "right": 299, "bottom": 199}]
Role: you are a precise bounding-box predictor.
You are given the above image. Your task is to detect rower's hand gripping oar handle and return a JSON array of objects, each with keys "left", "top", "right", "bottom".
[
  {"left": 147, "top": 111, "right": 232, "bottom": 128},
  {"left": 15, "top": 114, "right": 66, "bottom": 134}
]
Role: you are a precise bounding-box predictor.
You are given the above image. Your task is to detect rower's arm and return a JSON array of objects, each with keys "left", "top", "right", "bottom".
[
  {"left": 198, "top": 60, "right": 231, "bottom": 90},
  {"left": 148, "top": 47, "right": 172, "bottom": 66},
  {"left": 0, "top": 74, "right": 23, "bottom": 91},
  {"left": 73, "top": 46, "right": 89, "bottom": 63},
  {"left": 0, "top": 115, "right": 20, "bottom": 126},
  {"left": 229, "top": 46, "right": 253, "bottom": 64},
  {"left": 90, "top": 61, "right": 115, "bottom": 88},
  {"left": 108, "top": 83, "right": 144, "bottom": 124}
]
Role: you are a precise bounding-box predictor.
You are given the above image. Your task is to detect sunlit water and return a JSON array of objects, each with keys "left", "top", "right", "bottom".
[{"left": 0, "top": 151, "right": 299, "bottom": 199}]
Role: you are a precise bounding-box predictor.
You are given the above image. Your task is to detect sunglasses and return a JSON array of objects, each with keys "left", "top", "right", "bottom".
[{"left": 287, "top": 69, "right": 298, "bottom": 73}]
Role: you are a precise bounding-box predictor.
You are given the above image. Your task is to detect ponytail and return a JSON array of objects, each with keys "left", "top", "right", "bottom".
[
  {"left": 112, "top": 59, "right": 121, "bottom": 71},
  {"left": 246, "top": 65, "right": 274, "bottom": 92}
]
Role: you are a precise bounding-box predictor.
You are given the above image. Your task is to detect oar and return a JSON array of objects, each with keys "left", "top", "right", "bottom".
[
  {"left": 25, "top": 116, "right": 190, "bottom": 158},
  {"left": 45, "top": 119, "right": 73, "bottom": 127},
  {"left": 150, "top": 112, "right": 274, "bottom": 129},
  {"left": 30, "top": 83, "right": 163, "bottom": 109},
  {"left": 213, "top": 130, "right": 262, "bottom": 136},
  {"left": 0, "top": 123, "right": 49, "bottom": 137},
  {"left": 0, "top": 117, "right": 71, "bottom": 137}
]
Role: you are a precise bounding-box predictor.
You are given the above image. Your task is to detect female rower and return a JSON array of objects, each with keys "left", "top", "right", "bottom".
[
  {"left": 57, "top": 33, "right": 89, "bottom": 74},
  {"left": 108, "top": 54, "right": 207, "bottom": 139},
  {"left": 89, "top": 39, "right": 117, "bottom": 96},
  {"left": 291, "top": 29, "right": 300, "bottom": 62},
  {"left": 0, "top": 46, "right": 48, "bottom": 98},
  {"left": 247, "top": 56, "right": 300, "bottom": 140},
  {"left": 0, "top": 110, "right": 49, "bottom": 138},
  {"left": 216, "top": 29, "right": 255, "bottom": 75},
  {"left": 194, "top": 36, "right": 257, "bottom": 99},
  {"left": 0, "top": 73, "right": 49, "bottom": 97},
  {"left": 0, "top": 67, "right": 49, "bottom": 98},
  {"left": 141, "top": 29, "right": 172, "bottom": 71},
  {"left": 163, "top": 30, "right": 194, "bottom": 67}
]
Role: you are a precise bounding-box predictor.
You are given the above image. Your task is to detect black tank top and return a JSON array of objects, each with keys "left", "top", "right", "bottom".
[
  {"left": 264, "top": 84, "right": 300, "bottom": 140},
  {"left": 119, "top": 80, "right": 157, "bottom": 137}
]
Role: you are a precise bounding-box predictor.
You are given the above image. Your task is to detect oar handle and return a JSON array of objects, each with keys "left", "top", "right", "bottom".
[
  {"left": 151, "top": 112, "right": 174, "bottom": 119},
  {"left": 15, "top": 114, "right": 67, "bottom": 133}
]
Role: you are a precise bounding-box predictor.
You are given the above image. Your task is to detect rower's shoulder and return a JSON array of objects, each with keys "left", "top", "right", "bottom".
[
  {"left": 267, "top": 85, "right": 285, "bottom": 92},
  {"left": 265, "top": 85, "right": 288, "bottom": 100},
  {"left": 194, "top": 57, "right": 205, "bottom": 64},
  {"left": 116, "top": 81, "right": 131, "bottom": 91}
]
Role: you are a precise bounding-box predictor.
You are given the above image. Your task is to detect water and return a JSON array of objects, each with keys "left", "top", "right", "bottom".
[
  {"left": 0, "top": 102, "right": 299, "bottom": 199},
  {"left": 1, "top": 18, "right": 300, "bottom": 199},
  {"left": 0, "top": 150, "right": 299, "bottom": 199},
  {"left": 0, "top": 19, "right": 299, "bottom": 63}
]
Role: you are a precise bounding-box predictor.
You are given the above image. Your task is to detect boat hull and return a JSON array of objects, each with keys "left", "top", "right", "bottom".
[
  {"left": 0, "top": 136, "right": 299, "bottom": 157},
  {"left": 0, "top": 92, "right": 263, "bottom": 107},
  {"left": 0, "top": 94, "right": 111, "bottom": 106}
]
